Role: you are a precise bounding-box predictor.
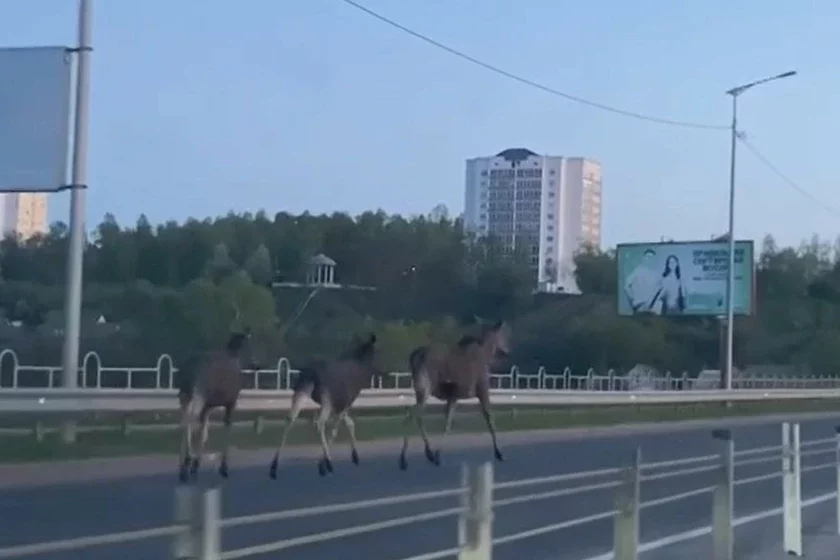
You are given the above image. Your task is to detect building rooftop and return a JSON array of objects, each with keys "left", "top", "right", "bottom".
[{"left": 495, "top": 148, "right": 538, "bottom": 162}]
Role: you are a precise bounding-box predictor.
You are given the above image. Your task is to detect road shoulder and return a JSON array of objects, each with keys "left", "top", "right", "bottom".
[{"left": 1, "top": 410, "right": 837, "bottom": 490}]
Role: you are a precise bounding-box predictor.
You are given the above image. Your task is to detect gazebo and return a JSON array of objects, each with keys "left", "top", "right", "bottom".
[{"left": 306, "top": 253, "right": 337, "bottom": 286}]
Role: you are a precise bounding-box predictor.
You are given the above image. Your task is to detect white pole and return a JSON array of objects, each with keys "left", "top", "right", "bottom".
[
  {"left": 613, "top": 447, "right": 641, "bottom": 560},
  {"left": 712, "top": 428, "right": 734, "bottom": 560},
  {"left": 60, "top": 0, "right": 92, "bottom": 394},
  {"left": 723, "top": 94, "right": 737, "bottom": 391},
  {"left": 200, "top": 489, "right": 221, "bottom": 560},
  {"left": 458, "top": 463, "right": 493, "bottom": 560},
  {"left": 835, "top": 425, "right": 840, "bottom": 536},
  {"left": 782, "top": 422, "right": 803, "bottom": 555},
  {"left": 172, "top": 486, "right": 197, "bottom": 559}
]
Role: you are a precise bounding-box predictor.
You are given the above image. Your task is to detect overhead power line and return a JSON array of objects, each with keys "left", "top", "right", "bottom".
[
  {"left": 338, "top": 0, "right": 728, "bottom": 131},
  {"left": 738, "top": 135, "right": 840, "bottom": 216}
]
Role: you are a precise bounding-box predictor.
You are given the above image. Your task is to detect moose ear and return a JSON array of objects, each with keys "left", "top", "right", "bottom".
[{"left": 474, "top": 315, "right": 485, "bottom": 325}]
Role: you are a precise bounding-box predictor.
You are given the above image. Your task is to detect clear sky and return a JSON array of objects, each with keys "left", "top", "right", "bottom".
[{"left": 2, "top": 0, "right": 838, "bottom": 250}]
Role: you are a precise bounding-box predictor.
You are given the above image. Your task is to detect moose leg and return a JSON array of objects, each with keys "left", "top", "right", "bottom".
[
  {"left": 343, "top": 414, "right": 360, "bottom": 465},
  {"left": 315, "top": 401, "right": 335, "bottom": 476},
  {"left": 399, "top": 399, "right": 437, "bottom": 470},
  {"left": 398, "top": 406, "right": 412, "bottom": 470},
  {"left": 218, "top": 404, "right": 235, "bottom": 479},
  {"left": 318, "top": 414, "right": 346, "bottom": 471},
  {"left": 439, "top": 399, "right": 456, "bottom": 448},
  {"left": 478, "top": 391, "right": 503, "bottom": 462},
  {"left": 178, "top": 409, "right": 192, "bottom": 483},
  {"left": 416, "top": 402, "right": 439, "bottom": 466},
  {"left": 190, "top": 409, "right": 210, "bottom": 479},
  {"left": 270, "top": 393, "right": 305, "bottom": 479},
  {"left": 423, "top": 399, "right": 456, "bottom": 468}
]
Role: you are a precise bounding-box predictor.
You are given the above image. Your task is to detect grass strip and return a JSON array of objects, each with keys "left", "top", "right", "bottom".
[{"left": 1, "top": 399, "right": 838, "bottom": 464}]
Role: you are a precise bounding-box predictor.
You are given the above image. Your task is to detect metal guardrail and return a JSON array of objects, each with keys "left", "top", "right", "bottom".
[
  {"left": 2, "top": 349, "right": 838, "bottom": 392},
  {"left": 0, "top": 421, "right": 835, "bottom": 559},
  {"left": 2, "top": 388, "right": 840, "bottom": 414}
]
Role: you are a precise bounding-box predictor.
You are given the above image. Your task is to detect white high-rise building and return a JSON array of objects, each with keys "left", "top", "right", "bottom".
[
  {"left": 464, "top": 148, "right": 602, "bottom": 293},
  {"left": 0, "top": 192, "right": 49, "bottom": 240}
]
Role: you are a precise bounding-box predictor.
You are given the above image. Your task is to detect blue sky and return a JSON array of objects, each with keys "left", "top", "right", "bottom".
[{"left": 2, "top": 0, "right": 838, "bottom": 250}]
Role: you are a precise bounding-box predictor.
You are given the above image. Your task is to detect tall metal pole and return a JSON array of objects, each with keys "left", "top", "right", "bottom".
[
  {"left": 720, "top": 69, "right": 796, "bottom": 391},
  {"left": 723, "top": 94, "right": 738, "bottom": 391},
  {"left": 60, "top": 0, "right": 92, "bottom": 393}
]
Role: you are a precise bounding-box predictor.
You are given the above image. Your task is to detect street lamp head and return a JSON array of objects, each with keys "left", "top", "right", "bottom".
[{"left": 726, "top": 70, "right": 797, "bottom": 96}]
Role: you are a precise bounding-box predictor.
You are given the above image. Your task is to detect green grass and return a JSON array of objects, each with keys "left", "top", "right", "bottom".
[{"left": 1, "top": 399, "right": 839, "bottom": 464}]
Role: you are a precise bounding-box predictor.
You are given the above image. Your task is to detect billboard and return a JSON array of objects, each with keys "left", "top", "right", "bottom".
[
  {"left": 0, "top": 47, "right": 73, "bottom": 192},
  {"left": 617, "top": 240, "right": 755, "bottom": 317}
]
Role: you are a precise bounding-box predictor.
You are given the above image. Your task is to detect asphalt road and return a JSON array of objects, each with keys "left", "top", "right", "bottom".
[{"left": 1, "top": 416, "right": 839, "bottom": 560}]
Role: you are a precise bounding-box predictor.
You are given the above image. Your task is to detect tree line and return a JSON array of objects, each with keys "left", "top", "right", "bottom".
[{"left": 0, "top": 210, "right": 838, "bottom": 377}]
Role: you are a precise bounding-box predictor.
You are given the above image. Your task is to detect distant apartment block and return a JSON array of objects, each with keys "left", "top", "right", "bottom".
[
  {"left": 0, "top": 192, "right": 48, "bottom": 240},
  {"left": 463, "top": 148, "right": 602, "bottom": 293}
]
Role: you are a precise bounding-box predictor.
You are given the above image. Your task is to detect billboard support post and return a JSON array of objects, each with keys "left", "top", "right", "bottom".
[{"left": 59, "top": 0, "right": 93, "bottom": 443}]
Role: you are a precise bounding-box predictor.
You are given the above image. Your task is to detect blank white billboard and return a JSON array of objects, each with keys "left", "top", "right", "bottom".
[{"left": 0, "top": 46, "right": 73, "bottom": 192}]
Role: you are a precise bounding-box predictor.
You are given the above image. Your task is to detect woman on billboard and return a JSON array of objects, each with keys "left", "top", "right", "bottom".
[{"left": 650, "top": 254, "right": 687, "bottom": 314}]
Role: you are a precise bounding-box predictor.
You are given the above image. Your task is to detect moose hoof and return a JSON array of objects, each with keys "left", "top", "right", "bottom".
[
  {"left": 494, "top": 448, "right": 505, "bottom": 462},
  {"left": 433, "top": 450, "right": 441, "bottom": 466},
  {"left": 424, "top": 446, "right": 436, "bottom": 465},
  {"left": 269, "top": 458, "right": 279, "bottom": 480},
  {"left": 398, "top": 455, "right": 408, "bottom": 471},
  {"left": 351, "top": 450, "right": 360, "bottom": 465},
  {"left": 178, "top": 465, "right": 189, "bottom": 483},
  {"left": 219, "top": 462, "right": 229, "bottom": 479},
  {"left": 317, "top": 459, "right": 330, "bottom": 477}
]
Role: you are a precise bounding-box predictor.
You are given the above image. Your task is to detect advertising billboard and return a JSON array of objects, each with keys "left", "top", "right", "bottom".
[
  {"left": 0, "top": 47, "right": 73, "bottom": 192},
  {"left": 617, "top": 240, "right": 755, "bottom": 317}
]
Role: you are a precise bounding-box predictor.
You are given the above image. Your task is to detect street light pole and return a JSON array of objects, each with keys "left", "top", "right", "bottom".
[{"left": 722, "top": 70, "right": 796, "bottom": 390}]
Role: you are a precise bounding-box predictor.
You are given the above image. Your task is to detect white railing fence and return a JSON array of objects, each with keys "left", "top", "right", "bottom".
[
  {"left": 1, "top": 348, "right": 838, "bottom": 392},
  {"left": 0, "top": 421, "right": 837, "bottom": 559}
]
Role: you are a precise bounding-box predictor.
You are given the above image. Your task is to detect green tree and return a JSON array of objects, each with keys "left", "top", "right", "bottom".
[
  {"left": 245, "top": 244, "right": 273, "bottom": 286},
  {"left": 206, "top": 242, "right": 237, "bottom": 283}
]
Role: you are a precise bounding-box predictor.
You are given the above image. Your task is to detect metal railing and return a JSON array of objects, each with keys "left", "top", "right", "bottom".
[
  {"left": 0, "top": 421, "right": 837, "bottom": 559},
  {"left": 2, "top": 348, "right": 838, "bottom": 392}
]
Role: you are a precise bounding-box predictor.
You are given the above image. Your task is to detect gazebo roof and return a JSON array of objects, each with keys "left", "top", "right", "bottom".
[{"left": 309, "top": 253, "right": 336, "bottom": 266}]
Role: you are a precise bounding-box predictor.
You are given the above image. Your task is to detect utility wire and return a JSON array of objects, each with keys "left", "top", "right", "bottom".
[
  {"left": 738, "top": 135, "right": 840, "bottom": 216},
  {"left": 339, "top": 0, "right": 728, "bottom": 131}
]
